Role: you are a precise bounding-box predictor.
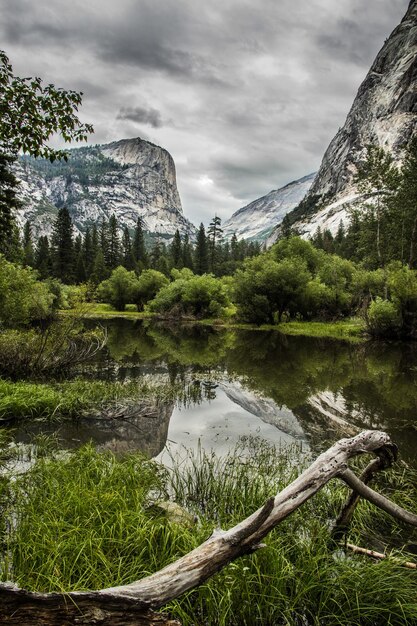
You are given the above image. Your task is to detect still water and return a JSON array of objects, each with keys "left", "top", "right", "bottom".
[{"left": 11, "top": 319, "right": 417, "bottom": 465}]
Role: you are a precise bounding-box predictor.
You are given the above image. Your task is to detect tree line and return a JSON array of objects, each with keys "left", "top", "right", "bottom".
[{"left": 11, "top": 211, "right": 261, "bottom": 285}]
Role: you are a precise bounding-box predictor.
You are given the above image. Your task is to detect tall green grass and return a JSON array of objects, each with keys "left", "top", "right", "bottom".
[
  {"left": 0, "top": 378, "right": 180, "bottom": 421},
  {"left": 1, "top": 438, "right": 416, "bottom": 625}
]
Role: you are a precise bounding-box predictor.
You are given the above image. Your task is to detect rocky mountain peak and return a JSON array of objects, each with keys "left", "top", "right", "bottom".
[
  {"left": 281, "top": 0, "right": 417, "bottom": 238},
  {"left": 15, "top": 137, "right": 195, "bottom": 240}
]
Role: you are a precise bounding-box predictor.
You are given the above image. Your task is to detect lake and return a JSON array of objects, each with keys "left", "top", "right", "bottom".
[{"left": 9, "top": 318, "right": 417, "bottom": 466}]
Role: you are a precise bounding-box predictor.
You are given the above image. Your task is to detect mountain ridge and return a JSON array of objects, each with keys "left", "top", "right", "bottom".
[{"left": 222, "top": 172, "right": 316, "bottom": 242}]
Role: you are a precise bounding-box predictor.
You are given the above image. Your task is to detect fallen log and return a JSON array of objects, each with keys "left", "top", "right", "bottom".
[{"left": 1, "top": 430, "right": 416, "bottom": 625}]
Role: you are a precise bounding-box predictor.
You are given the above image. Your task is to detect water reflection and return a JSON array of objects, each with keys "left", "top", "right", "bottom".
[{"left": 8, "top": 319, "right": 417, "bottom": 465}]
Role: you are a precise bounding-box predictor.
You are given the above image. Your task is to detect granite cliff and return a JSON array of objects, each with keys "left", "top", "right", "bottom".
[
  {"left": 15, "top": 137, "right": 196, "bottom": 239},
  {"left": 268, "top": 0, "right": 417, "bottom": 242},
  {"left": 222, "top": 173, "right": 316, "bottom": 242}
]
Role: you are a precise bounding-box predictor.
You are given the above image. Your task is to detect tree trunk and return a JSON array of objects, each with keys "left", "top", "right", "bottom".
[{"left": 1, "top": 430, "right": 416, "bottom": 625}]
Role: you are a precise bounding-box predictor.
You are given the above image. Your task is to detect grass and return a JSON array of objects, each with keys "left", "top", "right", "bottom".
[
  {"left": 1, "top": 438, "right": 416, "bottom": 625},
  {"left": 63, "top": 302, "right": 153, "bottom": 319},
  {"left": 275, "top": 318, "right": 366, "bottom": 341},
  {"left": 0, "top": 378, "right": 180, "bottom": 421}
]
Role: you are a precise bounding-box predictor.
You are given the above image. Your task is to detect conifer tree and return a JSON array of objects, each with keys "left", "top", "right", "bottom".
[
  {"left": 35, "top": 235, "right": 52, "bottom": 279},
  {"left": 170, "top": 229, "right": 183, "bottom": 268},
  {"left": 99, "top": 217, "right": 110, "bottom": 267},
  {"left": 22, "top": 220, "right": 34, "bottom": 267},
  {"left": 75, "top": 250, "right": 87, "bottom": 283},
  {"left": 133, "top": 217, "right": 148, "bottom": 268},
  {"left": 107, "top": 214, "right": 121, "bottom": 269},
  {"left": 194, "top": 223, "right": 209, "bottom": 274},
  {"left": 231, "top": 233, "right": 239, "bottom": 262},
  {"left": 91, "top": 249, "right": 108, "bottom": 285},
  {"left": 122, "top": 225, "right": 135, "bottom": 270},
  {"left": 392, "top": 138, "right": 417, "bottom": 267},
  {"left": 83, "top": 226, "right": 95, "bottom": 277},
  {"left": 182, "top": 233, "right": 194, "bottom": 270},
  {"left": 355, "top": 145, "right": 401, "bottom": 268},
  {"left": 207, "top": 215, "right": 223, "bottom": 273},
  {"left": 73, "top": 234, "right": 86, "bottom": 283},
  {"left": 51, "top": 207, "right": 74, "bottom": 283}
]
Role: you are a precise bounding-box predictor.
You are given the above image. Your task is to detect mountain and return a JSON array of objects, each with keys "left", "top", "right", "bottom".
[
  {"left": 222, "top": 173, "right": 316, "bottom": 242},
  {"left": 15, "top": 137, "right": 196, "bottom": 239},
  {"left": 271, "top": 0, "right": 417, "bottom": 241}
]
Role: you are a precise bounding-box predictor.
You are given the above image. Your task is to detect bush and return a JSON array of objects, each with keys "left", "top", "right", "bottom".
[
  {"left": 234, "top": 256, "right": 312, "bottom": 324},
  {"left": 97, "top": 266, "right": 139, "bottom": 311},
  {"left": 0, "top": 256, "right": 54, "bottom": 326},
  {"left": 134, "top": 269, "right": 169, "bottom": 311},
  {"left": 148, "top": 273, "right": 232, "bottom": 319},
  {"left": 367, "top": 298, "right": 402, "bottom": 337}
]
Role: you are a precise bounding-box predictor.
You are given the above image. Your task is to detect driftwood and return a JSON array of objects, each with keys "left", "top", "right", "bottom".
[
  {"left": 346, "top": 543, "right": 417, "bottom": 570},
  {"left": 1, "top": 430, "right": 417, "bottom": 625}
]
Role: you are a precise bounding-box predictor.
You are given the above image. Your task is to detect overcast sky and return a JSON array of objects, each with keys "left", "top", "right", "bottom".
[{"left": 0, "top": 0, "right": 410, "bottom": 225}]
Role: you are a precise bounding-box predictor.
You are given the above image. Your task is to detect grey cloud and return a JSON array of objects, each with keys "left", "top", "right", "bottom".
[
  {"left": 0, "top": 0, "right": 411, "bottom": 225},
  {"left": 117, "top": 106, "right": 164, "bottom": 128}
]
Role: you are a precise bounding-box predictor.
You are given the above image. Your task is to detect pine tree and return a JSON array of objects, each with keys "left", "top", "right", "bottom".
[
  {"left": 73, "top": 234, "right": 86, "bottom": 283},
  {"left": 182, "top": 233, "right": 194, "bottom": 270},
  {"left": 194, "top": 223, "right": 209, "bottom": 275},
  {"left": 107, "top": 214, "right": 121, "bottom": 269},
  {"left": 150, "top": 239, "right": 162, "bottom": 269},
  {"left": 99, "top": 217, "right": 110, "bottom": 266},
  {"left": 231, "top": 233, "right": 239, "bottom": 262},
  {"left": 355, "top": 145, "right": 401, "bottom": 268},
  {"left": 170, "top": 229, "right": 183, "bottom": 268},
  {"left": 75, "top": 250, "right": 87, "bottom": 283},
  {"left": 51, "top": 207, "right": 74, "bottom": 283},
  {"left": 122, "top": 226, "right": 135, "bottom": 270},
  {"left": 391, "top": 138, "right": 417, "bottom": 267},
  {"left": 22, "top": 220, "right": 34, "bottom": 267},
  {"left": 91, "top": 224, "right": 99, "bottom": 258},
  {"left": 91, "top": 249, "right": 108, "bottom": 285},
  {"left": 133, "top": 217, "right": 148, "bottom": 268},
  {"left": 83, "top": 226, "right": 95, "bottom": 277},
  {"left": 207, "top": 215, "right": 223, "bottom": 273},
  {"left": 35, "top": 235, "right": 52, "bottom": 279}
]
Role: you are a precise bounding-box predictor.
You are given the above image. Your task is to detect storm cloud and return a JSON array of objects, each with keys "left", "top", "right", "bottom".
[
  {"left": 117, "top": 106, "right": 165, "bottom": 129},
  {"left": 0, "top": 0, "right": 409, "bottom": 224}
]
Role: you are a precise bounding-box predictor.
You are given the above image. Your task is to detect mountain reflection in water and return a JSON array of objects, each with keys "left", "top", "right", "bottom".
[{"left": 10, "top": 319, "right": 417, "bottom": 466}]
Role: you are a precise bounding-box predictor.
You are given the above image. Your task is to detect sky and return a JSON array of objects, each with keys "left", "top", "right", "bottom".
[{"left": 0, "top": 0, "right": 410, "bottom": 225}]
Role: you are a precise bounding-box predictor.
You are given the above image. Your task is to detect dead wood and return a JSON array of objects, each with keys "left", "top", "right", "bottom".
[
  {"left": 1, "top": 430, "right": 416, "bottom": 625},
  {"left": 346, "top": 543, "right": 417, "bottom": 569}
]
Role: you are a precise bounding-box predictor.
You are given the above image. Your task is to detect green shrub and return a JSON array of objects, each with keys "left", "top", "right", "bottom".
[
  {"left": 0, "top": 256, "right": 54, "bottom": 326},
  {"left": 148, "top": 273, "right": 232, "bottom": 319},
  {"left": 367, "top": 298, "right": 402, "bottom": 337},
  {"left": 134, "top": 269, "right": 169, "bottom": 311},
  {"left": 97, "top": 266, "right": 139, "bottom": 311}
]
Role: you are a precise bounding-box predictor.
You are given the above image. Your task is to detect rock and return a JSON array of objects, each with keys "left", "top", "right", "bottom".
[
  {"left": 150, "top": 501, "right": 196, "bottom": 527},
  {"left": 222, "top": 173, "right": 316, "bottom": 242},
  {"left": 14, "top": 137, "right": 196, "bottom": 240},
  {"left": 271, "top": 0, "right": 417, "bottom": 241}
]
